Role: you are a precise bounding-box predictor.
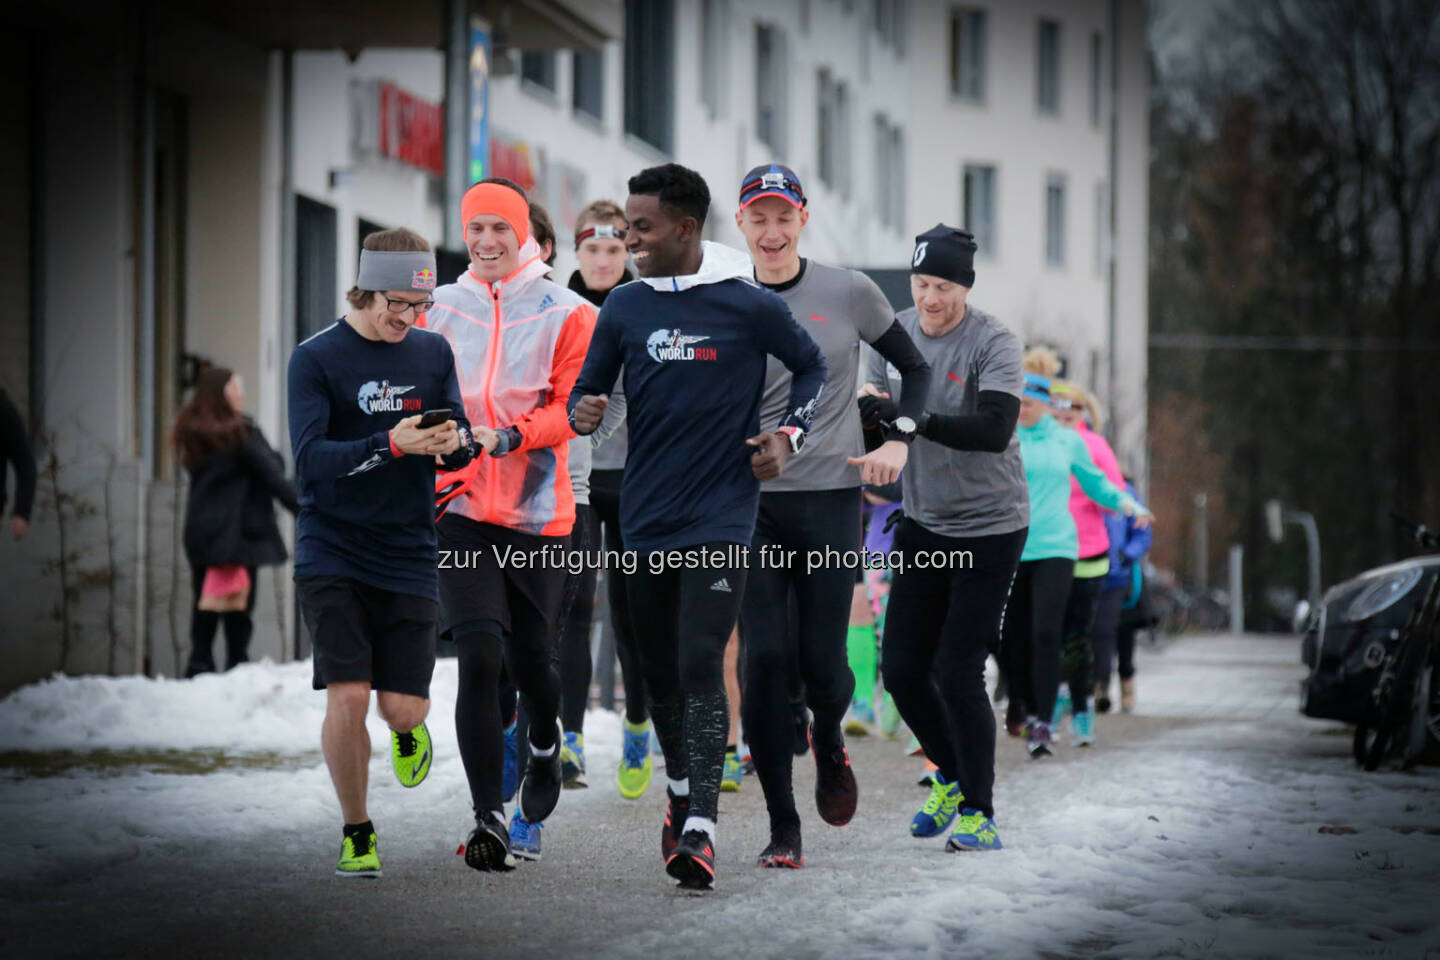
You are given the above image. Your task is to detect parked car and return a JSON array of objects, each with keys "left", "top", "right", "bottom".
[{"left": 1300, "top": 554, "right": 1440, "bottom": 761}]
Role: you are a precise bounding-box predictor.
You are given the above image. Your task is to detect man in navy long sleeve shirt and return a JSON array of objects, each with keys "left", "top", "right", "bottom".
[
  {"left": 568, "top": 163, "right": 825, "bottom": 891},
  {"left": 286, "top": 229, "right": 472, "bottom": 880}
]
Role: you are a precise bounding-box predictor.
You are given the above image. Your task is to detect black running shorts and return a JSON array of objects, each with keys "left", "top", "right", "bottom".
[
  {"left": 298, "top": 576, "right": 438, "bottom": 698},
  {"left": 436, "top": 514, "right": 568, "bottom": 639}
]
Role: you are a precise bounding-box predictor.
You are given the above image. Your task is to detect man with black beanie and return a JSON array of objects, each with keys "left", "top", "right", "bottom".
[{"left": 861, "top": 223, "right": 1030, "bottom": 854}]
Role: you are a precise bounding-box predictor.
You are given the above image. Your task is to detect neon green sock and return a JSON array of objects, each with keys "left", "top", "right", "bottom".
[{"left": 846, "top": 624, "right": 878, "bottom": 704}]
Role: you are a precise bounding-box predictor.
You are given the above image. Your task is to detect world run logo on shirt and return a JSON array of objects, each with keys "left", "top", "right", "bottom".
[
  {"left": 646, "top": 328, "right": 717, "bottom": 363},
  {"left": 357, "top": 380, "right": 423, "bottom": 415}
]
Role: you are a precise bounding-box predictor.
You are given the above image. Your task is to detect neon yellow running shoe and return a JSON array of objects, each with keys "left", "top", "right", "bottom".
[
  {"left": 391, "top": 721, "right": 433, "bottom": 789},
  {"left": 947, "top": 809, "right": 1003, "bottom": 852},
  {"left": 910, "top": 773, "right": 961, "bottom": 837},
  {"left": 720, "top": 750, "right": 743, "bottom": 793},
  {"left": 617, "top": 718, "right": 654, "bottom": 799},
  {"left": 335, "top": 827, "right": 381, "bottom": 878}
]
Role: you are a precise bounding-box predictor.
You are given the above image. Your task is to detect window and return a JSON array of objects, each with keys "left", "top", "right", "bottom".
[
  {"left": 573, "top": 48, "right": 604, "bottom": 121},
  {"left": 876, "top": 0, "right": 906, "bottom": 55},
  {"left": 1094, "top": 180, "right": 1109, "bottom": 276},
  {"left": 962, "top": 164, "right": 996, "bottom": 256},
  {"left": 756, "top": 23, "right": 788, "bottom": 155},
  {"left": 1045, "top": 174, "right": 1066, "bottom": 267},
  {"left": 817, "top": 69, "right": 851, "bottom": 197},
  {"left": 624, "top": 0, "right": 675, "bottom": 152},
  {"left": 699, "top": 0, "right": 730, "bottom": 119},
  {"left": 1037, "top": 19, "right": 1060, "bottom": 114},
  {"left": 875, "top": 115, "right": 905, "bottom": 229},
  {"left": 950, "top": 8, "right": 986, "bottom": 102},
  {"left": 520, "top": 51, "right": 557, "bottom": 93},
  {"left": 1089, "top": 31, "right": 1103, "bottom": 127}
]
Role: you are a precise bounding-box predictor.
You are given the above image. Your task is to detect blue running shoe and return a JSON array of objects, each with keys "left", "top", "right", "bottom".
[
  {"left": 910, "top": 774, "right": 962, "bottom": 837},
  {"left": 508, "top": 810, "right": 542, "bottom": 861},
  {"left": 1051, "top": 683, "right": 1072, "bottom": 733},
  {"left": 502, "top": 720, "right": 519, "bottom": 803},
  {"left": 618, "top": 719, "right": 654, "bottom": 799},
  {"left": 946, "top": 809, "right": 1003, "bottom": 852},
  {"left": 561, "top": 730, "right": 588, "bottom": 788},
  {"left": 1072, "top": 705, "right": 1095, "bottom": 747}
]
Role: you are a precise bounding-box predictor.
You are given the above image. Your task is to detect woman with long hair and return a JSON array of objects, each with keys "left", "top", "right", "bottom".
[{"left": 172, "top": 365, "right": 298, "bottom": 676}]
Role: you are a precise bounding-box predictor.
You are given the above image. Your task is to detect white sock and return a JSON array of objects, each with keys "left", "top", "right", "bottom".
[
  {"left": 682, "top": 815, "right": 716, "bottom": 840},
  {"left": 667, "top": 777, "right": 690, "bottom": 797},
  {"left": 531, "top": 740, "right": 557, "bottom": 758},
  {"left": 490, "top": 809, "right": 504, "bottom": 824}
]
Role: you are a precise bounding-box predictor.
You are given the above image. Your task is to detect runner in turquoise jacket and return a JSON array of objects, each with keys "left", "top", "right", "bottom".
[
  {"left": 1002, "top": 373, "right": 1149, "bottom": 757},
  {"left": 1018, "top": 412, "right": 1138, "bottom": 562}
]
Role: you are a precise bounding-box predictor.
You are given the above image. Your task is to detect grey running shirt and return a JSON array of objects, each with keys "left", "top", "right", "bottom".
[
  {"left": 759, "top": 261, "right": 894, "bottom": 492},
  {"left": 866, "top": 304, "right": 1029, "bottom": 538},
  {"left": 568, "top": 375, "right": 629, "bottom": 504}
]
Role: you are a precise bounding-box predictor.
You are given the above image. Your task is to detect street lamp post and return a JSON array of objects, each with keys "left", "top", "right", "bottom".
[{"left": 1266, "top": 500, "right": 1322, "bottom": 610}]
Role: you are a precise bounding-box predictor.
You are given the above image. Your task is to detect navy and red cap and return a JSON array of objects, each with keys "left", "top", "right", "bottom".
[{"left": 738, "top": 164, "right": 806, "bottom": 210}]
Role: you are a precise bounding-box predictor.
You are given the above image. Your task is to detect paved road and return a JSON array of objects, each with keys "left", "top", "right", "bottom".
[{"left": 4, "top": 635, "right": 1439, "bottom": 959}]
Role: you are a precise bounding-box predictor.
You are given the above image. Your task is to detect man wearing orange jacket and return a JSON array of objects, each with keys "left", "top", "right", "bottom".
[{"left": 426, "top": 178, "right": 597, "bottom": 872}]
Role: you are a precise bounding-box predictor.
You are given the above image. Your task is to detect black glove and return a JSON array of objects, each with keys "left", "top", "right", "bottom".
[{"left": 857, "top": 394, "right": 898, "bottom": 429}]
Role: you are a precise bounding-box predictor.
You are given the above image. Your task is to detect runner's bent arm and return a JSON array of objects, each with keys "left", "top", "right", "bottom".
[
  {"left": 917, "top": 329, "right": 1021, "bottom": 454},
  {"left": 288, "top": 348, "right": 401, "bottom": 480},
  {"left": 567, "top": 303, "right": 624, "bottom": 435},
  {"left": 499, "top": 302, "right": 597, "bottom": 454},
  {"left": 918, "top": 392, "right": 1019, "bottom": 453},
  {"left": 866, "top": 322, "right": 931, "bottom": 424},
  {"left": 756, "top": 297, "right": 826, "bottom": 432},
  {"left": 1067, "top": 432, "right": 1138, "bottom": 514},
  {"left": 589, "top": 372, "right": 627, "bottom": 448}
]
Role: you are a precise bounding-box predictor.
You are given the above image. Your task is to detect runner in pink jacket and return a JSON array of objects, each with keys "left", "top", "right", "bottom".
[{"left": 1053, "top": 381, "right": 1126, "bottom": 744}]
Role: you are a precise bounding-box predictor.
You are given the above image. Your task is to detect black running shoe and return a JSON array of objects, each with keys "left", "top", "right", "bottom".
[
  {"left": 661, "top": 789, "right": 690, "bottom": 861},
  {"left": 519, "top": 720, "right": 564, "bottom": 823},
  {"left": 464, "top": 811, "right": 517, "bottom": 872},
  {"left": 810, "top": 724, "right": 858, "bottom": 826},
  {"left": 756, "top": 822, "right": 804, "bottom": 869},
  {"left": 666, "top": 829, "right": 716, "bottom": 890}
]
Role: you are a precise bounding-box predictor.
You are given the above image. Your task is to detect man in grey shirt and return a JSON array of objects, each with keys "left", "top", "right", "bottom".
[
  {"left": 861, "top": 224, "right": 1028, "bottom": 855},
  {"left": 734, "top": 164, "right": 932, "bottom": 869}
]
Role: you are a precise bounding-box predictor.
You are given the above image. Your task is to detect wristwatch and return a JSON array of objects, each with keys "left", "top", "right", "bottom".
[
  {"left": 776, "top": 425, "right": 807, "bottom": 455},
  {"left": 888, "top": 415, "right": 918, "bottom": 443}
]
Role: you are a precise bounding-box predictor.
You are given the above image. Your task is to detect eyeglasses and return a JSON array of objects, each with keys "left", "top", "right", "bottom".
[{"left": 383, "top": 296, "right": 434, "bottom": 316}]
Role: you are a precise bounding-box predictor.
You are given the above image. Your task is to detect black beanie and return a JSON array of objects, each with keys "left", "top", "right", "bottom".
[{"left": 910, "top": 224, "right": 977, "bottom": 288}]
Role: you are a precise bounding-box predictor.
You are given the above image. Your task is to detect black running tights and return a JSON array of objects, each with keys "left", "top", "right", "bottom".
[
  {"left": 881, "top": 521, "right": 1026, "bottom": 818},
  {"left": 1002, "top": 558, "right": 1075, "bottom": 724},
  {"left": 627, "top": 545, "right": 747, "bottom": 825}
]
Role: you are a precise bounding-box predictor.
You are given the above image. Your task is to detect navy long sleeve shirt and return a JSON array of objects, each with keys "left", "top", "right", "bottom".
[
  {"left": 287, "top": 319, "right": 471, "bottom": 600},
  {"left": 568, "top": 262, "right": 826, "bottom": 553}
]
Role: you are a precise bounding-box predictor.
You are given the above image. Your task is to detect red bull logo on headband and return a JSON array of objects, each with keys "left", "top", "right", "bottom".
[{"left": 411, "top": 268, "right": 437, "bottom": 290}]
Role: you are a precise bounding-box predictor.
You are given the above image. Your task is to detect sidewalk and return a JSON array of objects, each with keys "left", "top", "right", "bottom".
[{"left": 2, "top": 634, "right": 1437, "bottom": 959}]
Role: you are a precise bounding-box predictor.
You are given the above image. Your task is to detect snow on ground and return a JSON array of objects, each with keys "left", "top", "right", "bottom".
[
  {"left": 3, "top": 635, "right": 1439, "bottom": 958},
  {"left": 0, "top": 656, "right": 621, "bottom": 887}
]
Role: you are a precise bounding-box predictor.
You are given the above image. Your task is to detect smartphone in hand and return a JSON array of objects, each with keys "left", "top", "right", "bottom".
[{"left": 418, "top": 408, "right": 453, "bottom": 429}]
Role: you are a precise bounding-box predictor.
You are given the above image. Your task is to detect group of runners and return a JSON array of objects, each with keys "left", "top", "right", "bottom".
[{"left": 286, "top": 158, "right": 1152, "bottom": 890}]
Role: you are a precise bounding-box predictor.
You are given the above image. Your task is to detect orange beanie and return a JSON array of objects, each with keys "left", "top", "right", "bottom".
[{"left": 461, "top": 182, "right": 530, "bottom": 246}]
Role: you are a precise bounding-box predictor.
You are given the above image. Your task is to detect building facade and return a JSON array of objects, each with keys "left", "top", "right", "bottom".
[{"left": 1, "top": 0, "right": 1146, "bottom": 693}]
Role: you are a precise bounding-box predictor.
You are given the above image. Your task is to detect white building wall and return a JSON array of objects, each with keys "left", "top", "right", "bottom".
[
  {"left": 906, "top": 0, "right": 1147, "bottom": 473},
  {"left": 292, "top": 50, "right": 449, "bottom": 303},
  {"left": 484, "top": 0, "right": 912, "bottom": 283}
]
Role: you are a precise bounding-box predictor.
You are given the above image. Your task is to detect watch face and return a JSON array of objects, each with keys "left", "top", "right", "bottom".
[{"left": 894, "top": 416, "right": 917, "bottom": 434}]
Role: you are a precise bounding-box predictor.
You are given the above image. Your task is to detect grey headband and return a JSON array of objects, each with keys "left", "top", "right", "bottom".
[{"left": 356, "top": 250, "right": 439, "bottom": 293}]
